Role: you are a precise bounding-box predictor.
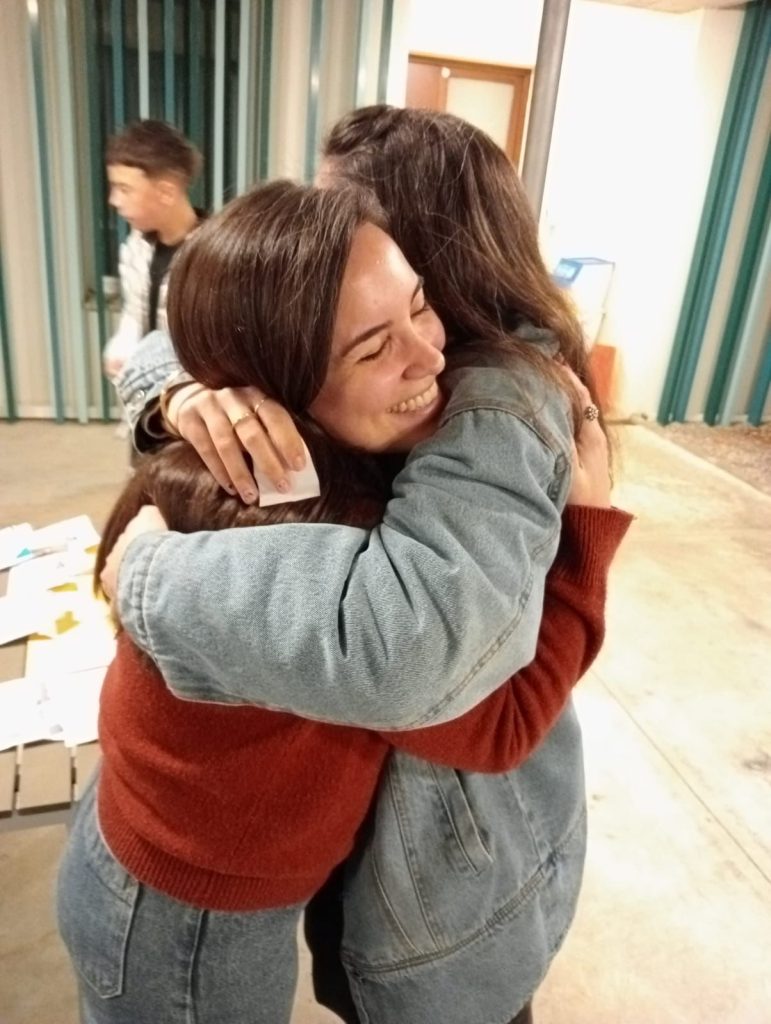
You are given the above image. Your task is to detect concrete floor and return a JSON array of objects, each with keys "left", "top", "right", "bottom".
[{"left": 0, "top": 420, "right": 769, "bottom": 1023}]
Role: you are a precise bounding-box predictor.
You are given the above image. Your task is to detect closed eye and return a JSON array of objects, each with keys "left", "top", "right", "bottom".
[{"left": 359, "top": 337, "right": 389, "bottom": 362}]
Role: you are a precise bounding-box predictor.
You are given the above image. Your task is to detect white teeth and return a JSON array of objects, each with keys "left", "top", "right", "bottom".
[{"left": 388, "top": 381, "right": 437, "bottom": 414}]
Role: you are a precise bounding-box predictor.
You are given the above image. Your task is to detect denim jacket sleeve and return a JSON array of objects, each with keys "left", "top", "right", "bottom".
[
  {"left": 115, "top": 330, "right": 182, "bottom": 449},
  {"left": 116, "top": 365, "right": 573, "bottom": 729}
]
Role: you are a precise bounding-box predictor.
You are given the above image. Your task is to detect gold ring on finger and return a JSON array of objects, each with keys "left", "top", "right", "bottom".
[{"left": 230, "top": 410, "right": 254, "bottom": 429}]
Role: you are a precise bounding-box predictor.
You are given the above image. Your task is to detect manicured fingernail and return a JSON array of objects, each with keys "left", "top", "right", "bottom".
[
  {"left": 243, "top": 489, "right": 257, "bottom": 503},
  {"left": 292, "top": 455, "right": 305, "bottom": 471},
  {"left": 276, "top": 479, "right": 290, "bottom": 493}
]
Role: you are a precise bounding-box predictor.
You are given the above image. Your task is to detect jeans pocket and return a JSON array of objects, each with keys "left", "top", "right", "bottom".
[{"left": 57, "top": 798, "right": 139, "bottom": 999}]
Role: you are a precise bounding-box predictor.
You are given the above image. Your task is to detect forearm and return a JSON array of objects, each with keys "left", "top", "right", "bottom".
[
  {"left": 118, "top": 367, "right": 573, "bottom": 729},
  {"left": 380, "top": 505, "right": 633, "bottom": 769}
]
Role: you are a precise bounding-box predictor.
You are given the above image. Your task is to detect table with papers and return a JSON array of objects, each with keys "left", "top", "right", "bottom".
[{"left": 0, "top": 517, "right": 114, "bottom": 832}]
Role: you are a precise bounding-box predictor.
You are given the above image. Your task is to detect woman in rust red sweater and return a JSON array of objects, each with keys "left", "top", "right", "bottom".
[{"left": 58, "top": 178, "right": 630, "bottom": 1024}]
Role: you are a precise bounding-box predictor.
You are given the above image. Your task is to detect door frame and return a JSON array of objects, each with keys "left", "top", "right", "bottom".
[{"left": 407, "top": 53, "right": 532, "bottom": 166}]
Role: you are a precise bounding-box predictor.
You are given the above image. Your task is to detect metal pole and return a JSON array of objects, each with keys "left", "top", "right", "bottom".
[
  {"left": 304, "top": 0, "right": 324, "bottom": 183},
  {"left": 137, "top": 0, "right": 149, "bottom": 118},
  {"left": 376, "top": 0, "right": 394, "bottom": 104},
  {"left": 256, "top": 0, "right": 273, "bottom": 182},
  {"left": 27, "top": 0, "right": 65, "bottom": 421},
  {"left": 0, "top": 243, "right": 16, "bottom": 421},
  {"left": 164, "top": 0, "right": 175, "bottom": 122},
  {"left": 236, "top": 0, "right": 252, "bottom": 194},
  {"left": 723, "top": 213, "right": 771, "bottom": 425},
  {"left": 213, "top": 0, "right": 226, "bottom": 209},
  {"left": 521, "top": 0, "right": 571, "bottom": 220}
]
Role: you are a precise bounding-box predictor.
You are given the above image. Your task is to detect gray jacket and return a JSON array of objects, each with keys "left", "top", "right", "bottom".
[{"left": 116, "top": 331, "right": 585, "bottom": 1019}]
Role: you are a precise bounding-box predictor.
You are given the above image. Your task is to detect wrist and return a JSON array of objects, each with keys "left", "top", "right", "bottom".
[{"left": 158, "top": 370, "right": 195, "bottom": 435}]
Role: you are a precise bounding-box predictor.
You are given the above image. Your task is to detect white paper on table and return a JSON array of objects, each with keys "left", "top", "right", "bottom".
[
  {"left": 42, "top": 667, "right": 107, "bottom": 746},
  {"left": 0, "top": 593, "right": 63, "bottom": 646},
  {"left": 0, "top": 668, "right": 107, "bottom": 751},
  {"left": 25, "top": 612, "right": 117, "bottom": 678},
  {"left": 0, "top": 677, "right": 63, "bottom": 750},
  {"left": 26, "top": 515, "right": 100, "bottom": 553},
  {"left": 6, "top": 547, "right": 96, "bottom": 598},
  {"left": 1, "top": 515, "right": 99, "bottom": 573},
  {"left": 256, "top": 442, "right": 321, "bottom": 507},
  {"left": 0, "top": 523, "right": 33, "bottom": 571}
]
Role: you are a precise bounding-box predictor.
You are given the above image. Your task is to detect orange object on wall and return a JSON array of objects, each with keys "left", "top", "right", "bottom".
[{"left": 589, "top": 344, "right": 617, "bottom": 413}]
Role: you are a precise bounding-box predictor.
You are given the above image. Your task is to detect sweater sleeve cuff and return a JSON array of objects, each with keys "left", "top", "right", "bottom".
[{"left": 550, "top": 505, "right": 634, "bottom": 585}]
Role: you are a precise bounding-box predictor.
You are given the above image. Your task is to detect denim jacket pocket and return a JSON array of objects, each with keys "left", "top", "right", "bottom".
[
  {"left": 342, "top": 755, "right": 499, "bottom": 964},
  {"left": 437, "top": 767, "right": 494, "bottom": 875},
  {"left": 342, "top": 710, "right": 587, "bottom": 973},
  {"left": 57, "top": 788, "right": 139, "bottom": 999}
]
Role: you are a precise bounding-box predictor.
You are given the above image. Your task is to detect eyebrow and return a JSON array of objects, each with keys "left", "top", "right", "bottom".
[{"left": 339, "top": 276, "right": 425, "bottom": 358}]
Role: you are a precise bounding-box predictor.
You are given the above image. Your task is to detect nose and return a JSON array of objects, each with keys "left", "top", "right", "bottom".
[{"left": 403, "top": 327, "right": 446, "bottom": 380}]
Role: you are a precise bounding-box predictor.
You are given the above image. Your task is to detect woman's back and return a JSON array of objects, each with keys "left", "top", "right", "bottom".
[{"left": 98, "top": 632, "right": 389, "bottom": 910}]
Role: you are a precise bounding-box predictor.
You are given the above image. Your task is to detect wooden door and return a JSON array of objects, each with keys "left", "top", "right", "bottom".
[{"left": 406, "top": 54, "right": 531, "bottom": 167}]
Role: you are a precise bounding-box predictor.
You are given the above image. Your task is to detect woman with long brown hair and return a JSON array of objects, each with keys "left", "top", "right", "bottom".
[
  {"left": 58, "top": 178, "right": 628, "bottom": 1024},
  {"left": 103, "top": 109, "right": 630, "bottom": 1023}
]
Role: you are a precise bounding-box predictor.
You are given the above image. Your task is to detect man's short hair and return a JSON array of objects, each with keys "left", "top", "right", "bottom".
[{"left": 106, "top": 120, "right": 202, "bottom": 184}]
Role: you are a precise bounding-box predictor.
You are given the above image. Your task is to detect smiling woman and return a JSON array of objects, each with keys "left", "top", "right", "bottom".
[
  {"left": 57, "top": 176, "right": 630, "bottom": 1024},
  {"left": 311, "top": 225, "right": 446, "bottom": 452}
]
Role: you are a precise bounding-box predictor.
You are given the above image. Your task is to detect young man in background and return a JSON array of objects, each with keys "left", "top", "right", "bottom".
[{"left": 103, "top": 120, "right": 203, "bottom": 381}]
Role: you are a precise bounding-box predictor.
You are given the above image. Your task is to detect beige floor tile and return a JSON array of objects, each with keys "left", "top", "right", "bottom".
[{"left": 536, "top": 675, "right": 771, "bottom": 1024}]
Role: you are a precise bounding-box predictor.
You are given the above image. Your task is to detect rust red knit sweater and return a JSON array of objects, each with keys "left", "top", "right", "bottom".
[{"left": 97, "top": 505, "right": 632, "bottom": 911}]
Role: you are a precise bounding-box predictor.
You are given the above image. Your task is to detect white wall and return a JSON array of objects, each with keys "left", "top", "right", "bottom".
[
  {"left": 407, "top": 0, "right": 543, "bottom": 66},
  {"left": 542, "top": 1, "right": 742, "bottom": 418},
  {"left": 405, "top": 0, "right": 744, "bottom": 419}
]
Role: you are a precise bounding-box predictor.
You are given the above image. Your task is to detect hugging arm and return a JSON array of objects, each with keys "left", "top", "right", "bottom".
[
  {"left": 117, "top": 331, "right": 305, "bottom": 496},
  {"left": 380, "top": 504, "right": 632, "bottom": 770},
  {"left": 117, "top": 367, "right": 573, "bottom": 730}
]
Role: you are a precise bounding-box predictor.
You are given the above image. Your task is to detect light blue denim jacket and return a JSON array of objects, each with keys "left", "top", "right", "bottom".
[
  {"left": 117, "top": 331, "right": 572, "bottom": 728},
  {"left": 117, "top": 331, "right": 586, "bottom": 1021}
]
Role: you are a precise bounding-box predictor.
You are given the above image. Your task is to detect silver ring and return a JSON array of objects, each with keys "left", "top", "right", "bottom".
[
  {"left": 583, "top": 403, "right": 599, "bottom": 422},
  {"left": 229, "top": 410, "right": 254, "bottom": 429},
  {"left": 253, "top": 396, "right": 269, "bottom": 419}
]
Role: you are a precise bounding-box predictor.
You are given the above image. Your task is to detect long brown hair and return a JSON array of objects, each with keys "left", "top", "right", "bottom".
[
  {"left": 167, "top": 180, "right": 386, "bottom": 411},
  {"left": 322, "top": 105, "right": 599, "bottom": 426},
  {"left": 97, "top": 181, "right": 397, "bottom": 595},
  {"left": 94, "top": 443, "right": 385, "bottom": 598}
]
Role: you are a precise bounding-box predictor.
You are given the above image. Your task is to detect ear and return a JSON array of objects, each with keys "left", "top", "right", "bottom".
[{"left": 155, "top": 176, "right": 180, "bottom": 206}]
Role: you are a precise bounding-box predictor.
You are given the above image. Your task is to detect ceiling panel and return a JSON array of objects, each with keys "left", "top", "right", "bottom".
[{"left": 592, "top": 0, "right": 750, "bottom": 13}]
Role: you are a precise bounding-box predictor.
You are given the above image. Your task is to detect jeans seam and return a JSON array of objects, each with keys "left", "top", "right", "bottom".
[{"left": 185, "top": 907, "right": 206, "bottom": 1024}]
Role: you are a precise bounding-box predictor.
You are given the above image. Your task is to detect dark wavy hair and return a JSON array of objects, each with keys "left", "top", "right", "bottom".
[
  {"left": 322, "top": 105, "right": 601, "bottom": 428},
  {"left": 105, "top": 119, "right": 202, "bottom": 184}
]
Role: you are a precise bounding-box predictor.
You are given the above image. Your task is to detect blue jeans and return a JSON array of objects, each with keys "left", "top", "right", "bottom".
[{"left": 56, "top": 777, "right": 304, "bottom": 1024}]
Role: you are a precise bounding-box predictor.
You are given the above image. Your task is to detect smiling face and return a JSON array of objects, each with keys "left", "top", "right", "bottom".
[{"left": 310, "top": 223, "right": 446, "bottom": 454}]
